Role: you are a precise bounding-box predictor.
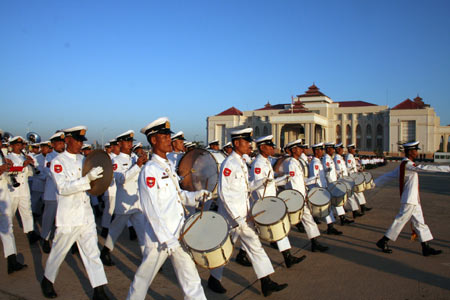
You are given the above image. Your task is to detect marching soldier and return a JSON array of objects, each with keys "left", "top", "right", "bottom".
[
  {"left": 41, "top": 132, "right": 66, "bottom": 253},
  {"left": 346, "top": 144, "right": 372, "bottom": 214},
  {"left": 100, "top": 130, "right": 148, "bottom": 266},
  {"left": 167, "top": 131, "right": 186, "bottom": 168},
  {"left": 30, "top": 141, "right": 51, "bottom": 217},
  {"left": 40, "top": 126, "right": 109, "bottom": 300},
  {"left": 208, "top": 139, "right": 220, "bottom": 151},
  {"left": 208, "top": 128, "right": 288, "bottom": 297},
  {"left": 375, "top": 141, "right": 448, "bottom": 256},
  {"left": 222, "top": 141, "right": 233, "bottom": 155},
  {"left": 7, "top": 136, "right": 41, "bottom": 244},
  {"left": 100, "top": 139, "right": 119, "bottom": 237}
]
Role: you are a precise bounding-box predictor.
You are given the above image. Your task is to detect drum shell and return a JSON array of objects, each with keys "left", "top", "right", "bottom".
[
  {"left": 331, "top": 193, "right": 347, "bottom": 207},
  {"left": 277, "top": 189, "right": 305, "bottom": 226},
  {"left": 354, "top": 182, "right": 365, "bottom": 193},
  {"left": 307, "top": 187, "right": 331, "bottom": 218},
  {"left": 362, "top": 172, "right": 374, "bottom": 190},
  {"left": 288, "top": 209, "right": 304, "bottom": 225},
  {"left": 254, "top": 214, "right": 291, "bottom": 242},
  {"left": 187, "top": 235, "right": 233, "bottom": 269}
]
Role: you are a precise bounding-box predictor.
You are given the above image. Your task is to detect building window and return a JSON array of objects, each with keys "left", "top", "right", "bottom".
[
  {"left": 347, "top": 113, "right": 353, "bottom": 120},
  {"left": 346, "top": 124, "right": 352, "bottom": 146},
  {"left": 401, "top": 121, "right": 415, "bottom": 142},
  {"left": 376, "top": 124, "right": 383, "bottom": 149},
  {"left": 263, "top": 126, "right": 269, "bottom": 135},
  {"left": 337, "top": 114, "right": 342, "bottom": 120},
  {"left": 366, "top": 124, "right": 372, "bottom": 150},
  {"left": 356, "top": 125, "right": 362, "bottom": 148},
  {"left": 254, "top": 126, "right": 260, "bottom": 137},
  {"left": 336, "top": 125, "right": 342, "bottom": 144}
]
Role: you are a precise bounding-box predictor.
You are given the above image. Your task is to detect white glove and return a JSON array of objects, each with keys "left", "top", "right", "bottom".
[
  {"left": 195, "top": 189, "right": 212, "bottom": 201},
  {"left": 166, "top": 237, "right": 181, "bottom": 255},
  {"left": 264, "top": 177, "right": 274, "bottom": 185},
  {"left": 87, "top": 166, "right": 103, "bottom": 182}
]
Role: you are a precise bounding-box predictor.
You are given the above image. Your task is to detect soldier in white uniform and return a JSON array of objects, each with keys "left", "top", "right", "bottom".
[
  {"left": 222, "top": 141, "right": 232, "bottom": 156},
  {"left": 0, "top": 135, "right": 28, "bottom": 274},
  {"left": 284, "top": 139, "right": 329, "bottom": 252},
  {"left": 208, "top": 128, "right": 288, "bottom": 297},
  {"left": 345, "top": 144, "right": 372, "bottom": 214},
  {"left": 248, "top": 135, "right": 306, "bottom": 268},
  {"left": 7, "top": 136, "right": 41, "bottom": 244},
  {"left": 41, "top": 132, "right": 66, "bottom": 253},
  {"left": 333, "top": 143, "right": 364, "bottom": 219},
  {"left": 100, "top": 130, "right": 148, "bottom": 266},
  {"left": 40, "top": 126, "right": 109, "bottom": 300},
  {"left": 322, "top": 142, "right": 354, "bottom": 226},
  {"left": 375, "top": 141, "right": 448, "bottom": 256},
  {"left": 208, "top": 139, "right": 220, "bottom": 151},
  {"left": 30, "top": 141, "right": 51, "bottom": 216},
  {"left": 167, "top": 131, "right": 186, "bottom": 168},
  {"left": 308, "top": 143, "right": 342, "bottom": 235},
  {"left": 127, "top": 117, "right": 209, "bottom": 300}
]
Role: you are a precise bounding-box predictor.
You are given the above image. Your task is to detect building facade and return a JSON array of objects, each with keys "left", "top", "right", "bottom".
[{"left": 207, "top": 84, "right": 450, "bottom": 156}]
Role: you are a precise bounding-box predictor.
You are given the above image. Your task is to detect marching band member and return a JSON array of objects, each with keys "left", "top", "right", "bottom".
[
  {"left": 222, "top": 141, "right": 233, "bottom": 155},
  {"left": 322, "top": 142, "right": 354, "bottom": 225},
  {"left": 333, "top": 143, "right": 363, "bottom": 218},
  {"left": 284, "top": 139, "right": 329, "bottom": 252},
  {"left": 208, "top": 139, "right": 220, "bottom": 151},
  {"left": 40, "top": 126, "right": 109, "bottom": 300},
  {"left": 100, "top": 140, "right": 118, "bottom": 238},
  {"left": 127, "top": 117, "right": 210, "bottom": 300},
  {"left": 167, "top": 131, "right": 186, "bottom": 168},
  {"left": 100, "top": 130, "right": 148, "bottom": 266},
  {"left": 346, "top": 144, "right": 372, "bottom": 214},
  {"left": 30, "top": 141, "right": 51, "bottom": 217},
  {"left": 0, "top": 132, "right": 27, "bottom": 274},
  {"left": 41, "top": 132, "right": 66, "bottom": 253},
  {"left": 375, "top": 141, "right": 448, "bottom": 256},
  {"left": 7, "top": 136, "right": 41, "bottom": 244},
  {"left": 208, "top": 128, "right": 288, "bottom": 297},
  {"left": 132, "top": 142, "right": 145, "bottom": 158},
  {"left": 249, "top": 135, "right": 306, "bottom": 268},
  {"left": 308, "top": 143, "right": 342, "bottom": 235}
]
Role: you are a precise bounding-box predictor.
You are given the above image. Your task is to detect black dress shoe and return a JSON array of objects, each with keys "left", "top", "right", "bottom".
[
  {"left": 422, "top": 242, "right": 442, "bottom": 257},
  {"left": 353, "top": 211, "right": 364, "bottom": 218},
  {"left": 313, "top": 217, "right": 322, "bottom": 224},
  {"left": 27, "top": 231, "right": 41, "bottom": 244},
  {"left": 376, "top": 238, "right": 392, "bottom": 253},
  {"left": 42, "top": 240, "right": 51, "bottom": 254},
  {"left": 41, "top": 276, "right": 57, "bottom": 298},
  {"left": 361, "top": 205, "right": 372, "bottom": 213},
  {"left": 100, "top": 227, "right": 108, "bottom": 238},
  {"left": 207, "top": 275, "right": 227, "bottom": 294},
  {"left": 340, "top": 216, "right": 354, "bottom": 226},
  {"left": 129, "top": 226, "right": 137, "bottom": 241},
  {"left": 260, "top": 276, "right": 288, "bottom": 297},
  {"left": 236, "top": 249, "right": 252, "bottom": 267},
  {"left": 7, "top": 254, "right": 27, "bottom": 274},
  {"left": 282, "top": 250, "right": 306, "bottom": 268},
  {"left": 270, "top": 242, "right": 278, "bottom": 249},
  {"left": 100, "top": 247, "right": 115, "bottom": 266},
  {"left": 296, "top": 223, "right": 306, "bottom": 233},
  {"left": 327, "top": 225, "right": 343, "bottom": 235},
  {"left": 93, "top": 285, "right": 109, "bottom": 300},
  {"left": 311, "top": 239, "right": 329, "bottom": 252}
]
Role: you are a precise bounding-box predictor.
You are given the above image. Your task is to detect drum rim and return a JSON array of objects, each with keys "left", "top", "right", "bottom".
[
  {"left": 350, "top": 172, "right": 365, "bottom": 185},
  {"left": 251, "top": 196, "right": 288, "bottom": 226},
  {"left": 307, "top": 187, "right": 331, "bottom": 206},
  {"left": 277, "top": 189, "right": 305, "bottom": 212},
  {"left": 327, "top": 181, "right": 347, "bottom": 197},
  {"left": 181, "top": 211, "right": 230, "bottom": 252},
  {"left": 362, "top": 171, "right": 373, "bottom": 184}
]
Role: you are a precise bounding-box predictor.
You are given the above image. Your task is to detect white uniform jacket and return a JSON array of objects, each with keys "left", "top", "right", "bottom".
[
  {"left": 104, "top": 153, "right": 117, "bottom": 198},
  {"left": 345, "top": 153, "right": 359, "bottom": 174},
  {"left": 50, "top": 151, "right": 93, "bottom": 230},
  {"left": 113, "top": 152, "right": 142, "bottom": 214},
  {"left": 334, "top": 154, "right": 348, "bottom": 178},
  {"left": 139, "top": 154, "right": 198, "bottom": 246},
  {"left": 250, "top": 154, "right": 288, "bottom": 199},
  {"left": 31, "top": 153, "right": 46, "bottom": 192},
  {"left": 299, "top": 157, "right": 309, "bottom": 178},
  {"left": 167, "top": 151, "right": 184, "bottom": 169},
  {"left": 322, "top": 154, "right": 338, "bottom": 183},
  {"left": 6, "top": 152, "right": 32, "bottom": 197},
  {"left": 43, "top": 151, "right": 59, "bottom": 201},
  {"left": 0, "top": 155, "right": 12, "bottom": 215},
  {"left": 308, "top": 157, "right": 327, "bottom": 188},
  {"left": 284, "top": 157, "right": 316, "bottom": 196}
]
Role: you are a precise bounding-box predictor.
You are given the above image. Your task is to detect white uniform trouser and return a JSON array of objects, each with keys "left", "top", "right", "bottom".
[
  {"left": 385, "top": 204, "right": 433, "bottom": 243},
  {"left": 211, "top": 223, "right": 274, "bottom": 281},
  {"left": 105, "top": 212, "right": 146, "bottom": 253},
  {"left": 324, "top": 209, "right": 336, "bottom": 224},
  {"left": 302, "top": 206, "right": 320, "bottom": 240},
  {"left": 11, "top": 196, "right": 34, "bottom": 233},
  {"left": 44, "top": 222, "right": 107, "bottom": 288},
  {"left": 0, "top": 213, "right": 17, "bottom": 258},
  {"left": 127, "top": 245, "right": 206, "bottom": 300},
  {"left": 101, "top": 196, "right": 115, "bottom": 228},
  {"left": 354, "top": 192, "right": 366, "bottom": 205},
  {"left": 277, "top": 237, "right": 291, "bottom": 252},
  {"left": 334, "top": 205, "right": 345, "bottom": 216},
  {"left": 31, "top": 191, "right": 43, "bottom": 215},
  {"left": 344, "top": 195, "right": 360, "bottom": 211},
  {"left": 41, "top": 200, "right": 57, "bottom": 240}
]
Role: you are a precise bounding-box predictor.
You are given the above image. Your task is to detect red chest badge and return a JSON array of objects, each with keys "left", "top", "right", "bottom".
[
  {"left": 315, "top": 165, "right": 319, "bottom": 170},
  {"left": 255, "top": 168, "right": 261, "bottom": 174},
  {"left": 337, "top": 160, "right": 341, "bottom": 164},
  {"left": 146, "top": 177, "right": 155, "bottom": 188},
  {"left": 289, "top": 171, "right": 295, "bottom": 177},
  {"left": 113, "top": 163, "right": 118, "bottom": 171},
  {"left": 326, "top": 162, "right": 330, "bottom": 167},
  {"left": 223, "top": 168, "right": 232, "bottom": 177},
  {"left": 54, "top": 164, "right": 62, "bottom": 173},
  {"left": 348, "top": 160, "right": 351, "bottom": 164}
]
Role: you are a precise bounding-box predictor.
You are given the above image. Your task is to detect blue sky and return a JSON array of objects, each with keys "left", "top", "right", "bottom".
[{"left": 1, "top": 0, "right": 450, "bottom": 145}]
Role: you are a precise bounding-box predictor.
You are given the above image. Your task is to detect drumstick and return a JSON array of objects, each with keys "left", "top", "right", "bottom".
[
  {"left": 199, "top": 178, "right": 209, "bottom": 218},
  {"left": 247, "top": 209, "right": 266, "bottom": 222},
  {"left": 261, "top": 171, "right": 271, "bottom": 200},
  {"left": 282, "top": 198, "right": 291, "bottom": 202}
]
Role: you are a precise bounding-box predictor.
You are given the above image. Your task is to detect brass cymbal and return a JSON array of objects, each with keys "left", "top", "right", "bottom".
[{"left": 82, "top": 149, "right": 113, "bottom": 196}]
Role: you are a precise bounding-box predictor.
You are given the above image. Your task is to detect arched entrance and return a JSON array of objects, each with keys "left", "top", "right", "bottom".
[{"left": 280, "top": 124, "right": 305, "bottom": 148}]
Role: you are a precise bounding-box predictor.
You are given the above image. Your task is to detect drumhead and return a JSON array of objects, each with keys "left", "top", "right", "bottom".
[
  {"left": 307, "top": 187, "right": 331, "bottom": 206},
  {"left": 251, "top": 197, "right": 286, "bottom": 225},
  {"left": 349, "top": 173, "right": 365, "bottom": 185},
  {"left": 178, "top": 148, "right": 218, "bottom": 192},
  {"left": 327, "top": 181, "right": 347, "bottom": 197},
  {"left": 362, "top": 171, "right": 373, "bottom": 183},
  {"left": 182, "top": 211, "right": 229, "bottom": 251},
  {"left": 341, "top": 176, "right": 355, "bottom": 188},
  {"left": 277, "top": 189, "right": 304, "bottom": 212},
  {"left": 208, "top": 150, "right": 226, "bottom": 166}
]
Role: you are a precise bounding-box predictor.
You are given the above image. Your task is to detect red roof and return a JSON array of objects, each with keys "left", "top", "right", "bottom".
[
  {"left": 297, "top": 84, "right": 327, "bottom": 97},
  {"left": 216, "top": 106, "right": 243, "bottom": 116},
  {"left": 336, "top": 101, "right": 377, "bottom": 107},
  {"left": 392, "top": 98, "right": 424, "bottom": 110}
]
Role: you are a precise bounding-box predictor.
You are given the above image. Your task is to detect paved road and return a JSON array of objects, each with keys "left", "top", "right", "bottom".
[{"left": 1, "top": 162, "right": 450, "bottom": 300}]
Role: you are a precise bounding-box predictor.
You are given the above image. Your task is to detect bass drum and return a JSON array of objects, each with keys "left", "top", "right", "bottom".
[
  {"left": 207, "top": 150, "right": 226, "bottom": 171},
  {"left": 273, "top": 156, "right": 289, "bottom": 174},
  {"left": 178, "top": 148, "right": 218, "bottom": 193}
]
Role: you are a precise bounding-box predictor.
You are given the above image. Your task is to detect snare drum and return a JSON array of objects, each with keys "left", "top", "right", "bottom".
[
  {"left": 307, "top": 187, "right": 331, "bottom": 218},
  {"left": 277, "top": 189, "right": 305, "bottom": 225},
  {"left": 362, "top": 172, "right": 374, "bottom": 190},
  {"left": 350, "top": 172, "right": 365, "bottom": 193},
  {"left": 339, "top": 176, "right": 355, "bottom": 198},
  {"left": 251, "top": 196, "right": 290, "bottom": 242},
  {"left": 181, "top": 211, "right": 233, "bottom": 269},
  {"left": 327, "top": 181, "right": 348, "bottom": 207}
]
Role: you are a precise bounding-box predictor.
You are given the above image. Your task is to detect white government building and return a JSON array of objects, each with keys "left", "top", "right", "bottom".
[{"left": 207, "top": 84, "right": 450, "bottom": 157}]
